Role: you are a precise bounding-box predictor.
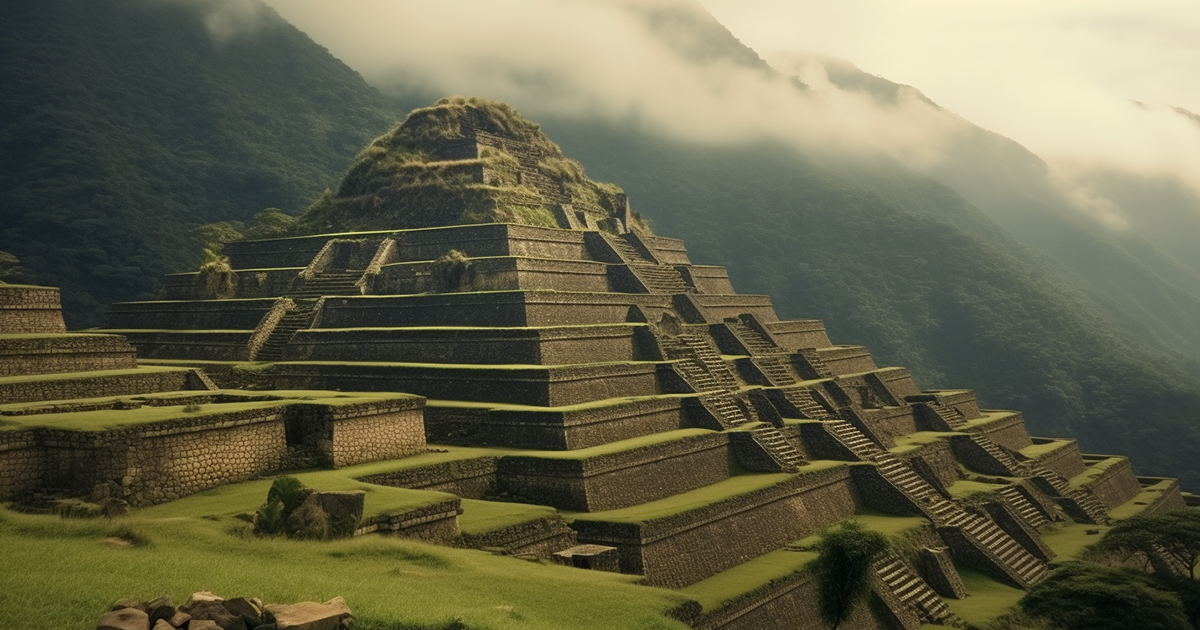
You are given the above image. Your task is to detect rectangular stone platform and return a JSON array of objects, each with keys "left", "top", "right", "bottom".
[
  {"left": 963, "top": 411, "right": 1034, "bottom": 452},
  {"left": 0, "top": 334, "right": 137, "bottom": 377},
  {"left": 761, "top": 320, "right": 832, "bottom": 351},
  {"left": 393, "top": 223, "right": 593, "bottom": 262},
  {"left": 813, "top": 345, "right": 878, "bottom": 376},
  {"left": 0, "top": 285, "right": 67, "bottom": 334},
  {"left": 253, "top": 360, "right": 661, "bottom": 406},
  {"left": 569, "top": 463, "right": 858, "bottom": 588},
  {"left": 316, "top": 291, "right": 672, "bottom": 328},
  {"left": 224, "top": 231, "right": 391, "bottom": 270},
  {"left": 375, "top": 257, "right": 611, "bottom": 294},
  {"left": 158, "top": 268, "right": 305, "bottom": 301},
  {"left": 0, "top": 366, "right": 207, "bottom": 404},
  {"left": 108, "top": 330, "right": 255, "bottom": 362},
  {"left": 640, "top": 236, "right": 692, "bottom": 265},
  {"left": 1021, "top": 438, "right": 1086, "bottom": 480},
  {"left": 425, "top": 395, "right": 688, "bottom": 449},
  {"left": 1072, "top": 456, "right": 1141, "bottom": 510},
  {"left": 106, "top": 298, "right": 279, "bottom": 330},
  {"left": 0, "top": 390, "right": 424, "bottom": 506},
  {"left": 497, "top": 429, "right": 732, "bottom": 511},
  {"left": 284, "top": 324, "right": 640, "bottom": 365},
  {"left": 682, "top": 266, "right": 735, "bottom": 294}
]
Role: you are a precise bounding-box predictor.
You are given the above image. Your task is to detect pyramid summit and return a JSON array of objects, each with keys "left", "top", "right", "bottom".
[
  {"left": 296, "top": 97, "right": 642, "bottom": 234},
  {"left": 3, "top": 98, "right": 1192, "bottom": 629}
]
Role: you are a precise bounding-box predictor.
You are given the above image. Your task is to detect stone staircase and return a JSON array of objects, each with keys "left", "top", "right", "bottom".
[
  {"left": 968, "top": 433, "right": 1109, "bottom": 525},
  {"left": 603, "top": 233, "right": 691, "bottom": 294},
  {"left": 795, "top": 348, "right": 834, "bottom": 379},
  {"left": 997, "top": 485, "right": 1052, "bottom": 529},
  {"left": 753, "top": 355, "right": 798, "bottom": 386},
  {"left": 924, "top": 402, "right": 968, "bottom": 430},
  {"left": 289, "top": 271, "right": 363, "bottom": 298},
  {"left": 255, "top": 302, "right": 319, "bottom": 361},
  {"left": 825, "top": 419, "right": 1048, "bottom": 587},
  {"left": 782, "top": 388, "right": 834, "bottom": 419},
  {"left": 873, "top": 554, "right": 963, "bottom": 627},
  {"left": 725, "top": 318, "right": 778, "bottom": 355},
  {"left": 661, "top": 333, "right": 740, "bottom": 390},
  {"left": 749, "top": 423, "right": 807, "bottom": 470}
]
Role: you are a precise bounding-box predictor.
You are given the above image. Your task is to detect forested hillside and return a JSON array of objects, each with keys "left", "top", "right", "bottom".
[
  {"left": 541, "top": 119, "right": 1200, "bottom": 489},
  {"left": 0, "top": 0, "right": 400, "bottom": 326}
]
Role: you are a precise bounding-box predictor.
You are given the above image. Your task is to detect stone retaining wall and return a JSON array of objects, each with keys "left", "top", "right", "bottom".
[
  {"left": 105, "top": 298, "right": 279, "bottom": 330},
  {"left": 327, "top": 401, "right": 426, "bottom": 467},
  {"left": 118, "top": 330, "right": 255, "bottom": 361},
  {"left": 684, "top": 265, "right": 736, "bottom": 294},
  {"left": 572, "top": 466, "right": 858, "bottom": 588},
  {"left": 764, "top": 320, "right": 832, "bottom": 351},
  {"left": 816, "top": 346, "right": 877, "bottom": 376},
  {"left": 317, "top": 291, "right": 664, "bottom": 328},
  {"left": 1031, "top": 439, "right": 1087, "bottom": 480},
  {"left": 0, "top": 334, "right": 137, "bottom": 377},
  {"left": 0, "top": 285, "right": 66, "bottom": 334},
  {"left": 498, "top": 432, "right": 731, "bottom": 511},
  {"left": 285, "top": 324, "right": 638, "bottom": 365},
  {"left": 1078, "top": 457, "right": 1141, "bottom": 510},
  {"left": 395, "top": 223, "right": 591, "bottom": 261},
  {"left": 374, "top": 257, "right": 611, "bottom": 295},
  {"left": 425, "top": 396, "right": 686, "bottom": 450},
  {"left": 896, "top": 440, "right": 961, "bottom": 490},
  {"left": 968, "top": 412, "right": 1034, "bottom": 451},
  {"left": 257, "top": 361, "right": 659, "bottom": 407},
  {"left": 860, "top": 407, "right": 918, "bottom": 447},
  {"left": 0, "top": 367, "right": 203, "bottom": 404},
  {"left": 690, "top": 571, "right": 891, "bottom": 630},
  {"left": 358, "top": 457, "right": 500, "bottom": 498}
]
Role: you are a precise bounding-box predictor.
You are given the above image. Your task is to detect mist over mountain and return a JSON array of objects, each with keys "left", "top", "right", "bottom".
[
  {"left": 0, "top": 0, "right": 400, "bottom": 326},
  {"left": 2, "top": 0, "right": 1198, "bottom": 486}
]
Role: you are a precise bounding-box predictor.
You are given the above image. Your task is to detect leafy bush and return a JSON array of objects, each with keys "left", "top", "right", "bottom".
[
  {"left": 809, "top": 521, "right": 890, "bottom": 630},
  {"left": 1020, "top": 563, "right": 1192, "bottom": 630}
]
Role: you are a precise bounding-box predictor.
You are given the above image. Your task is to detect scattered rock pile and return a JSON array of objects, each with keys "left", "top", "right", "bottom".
[{"left": 96, "top": 591, "right": 353, "bottom": 630}]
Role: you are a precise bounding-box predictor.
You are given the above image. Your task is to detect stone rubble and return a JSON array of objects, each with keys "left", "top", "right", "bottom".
[{"left": 94, "top": 592, "right": 352, "bottom": 630}]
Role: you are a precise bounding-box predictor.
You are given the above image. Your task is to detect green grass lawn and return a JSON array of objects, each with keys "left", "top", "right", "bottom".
[
  {"left": 944, "top": 568, "right": 1026, "bottom": 628},
  {"left": 0, "top": 507, "right": 689, "bottom": 630}
]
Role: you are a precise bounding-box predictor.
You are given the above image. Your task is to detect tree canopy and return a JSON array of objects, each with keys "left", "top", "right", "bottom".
[{"left": 809, "top": 520, "right": 890, "bottom": 630}]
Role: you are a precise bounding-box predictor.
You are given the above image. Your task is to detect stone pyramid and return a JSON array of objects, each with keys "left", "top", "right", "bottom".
[{"left": 94, "top": 97, "right": 1188, "bottom": 629}]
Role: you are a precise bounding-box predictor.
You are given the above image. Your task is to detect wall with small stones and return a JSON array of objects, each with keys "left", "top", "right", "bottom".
[
  {"left": 497, "top": 432, "right": 731, "bottom": 511},
  {"left": 460, "top": 514, "right": 577, "bottom": 557},
  {"left": 687, "top": 571, "right": 895, "bottom": 630},
  {"left": 0, "top": 334, "right": 137, "bottom": 377},
  {"left": 119, "top": 331, "right": 254, "bottom": 361},
  {"left": 0, "top": 286, "right": 66, "bottom": 334},
  {"left": 257, "top": 361, "right": 659, "bottom": 407},
  {"left": 683, "top": 266, "right": 736, "bottom": 294},
  {"left": 329, "top": 403, "right": 426, "bottom": 468},
  {"left": 765, "top": 320, "right": 832, "bottom": 351},
  {"left": 0, "top": 367, "right": 202, "bottom": 405},
  {"left": 817, "top": 346, "right": 878, "bottom": 376},
  {"left": 105, "top": 298, "right": 279, "bottom": 331},
  {"left": 1031, "top": 440, "right": 1087, "bottom": 480},
  {"left": 425, "top": 396, "right": 686, "bottom": 450},
  {"left": 896, "top": 440, "right": 961, "bottom": 491},
  {"left": 969, "top": 413, "right": 1034, "bottom": 451},
  {"left": 356, "top": 498, "right": 461, "bottom": 544},
  {"left": 358, "top": 458, "right": 500, "bottom": 499},
  {"left": 1079, "top": 458, "right": 1142, "bottom": 510},
  {"left": 573, "top": 465, "right": 859, "bottom": 588},
  {"left": 859, "top": 406, "right": 918, "bottom": 448}
]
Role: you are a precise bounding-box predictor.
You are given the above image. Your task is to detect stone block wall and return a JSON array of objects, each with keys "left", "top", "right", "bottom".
[
  {"left": 119, "top": 331, "right": 255, "bottom": 361},
  {"left": 0, "top": 367, "right": 202, "bottom": 404},
  {"left": 0, "top": 334, "right": 137, "bottom": 377},
  {"left": 897, "top": 441, "right": 961, "bottom": 490},
  {"left": 816, "top": 346, "right": 878, "bottom": 376},
  {"left": 969, "top": 412, "right": 1034, "bottom": 451},
  {"left": 765, "top": 320, "right": 833, "bottom": 351},
  {"left": 225, "top": 235, "right": 344, "bottom": 270},
  {"left": 1030, "top": 439, "right": 1087, "bottom": 480},
  {"left": 106, "top": 298, "right": 279, "bottom": 331},
  {"left": 640, "top": 236, "right": 691, "bottom": 265},
  {"left": 1078, "top": 458, "right": 1142, "bottom": 510},
  {"left": 683, "top": 266, "right": 736, "bottom": 294},
  {"left": 498, "top": 433, "right": 731, "bottom": 511},
  {"left": 573, "top": 466, "right": 859, "bottom": 588},
  {"left": 358, "top": 458, "right": 499, "bottom": 498},
  {"left": 328, "top": 401, "right": 426, "bottom": 468},
  {"left": 860, "top": 407, "right": 918, "bottom": 447},
  {"left": 690, "top": 571, "right": 892, "bottom": 630},
  {"left": 0, "top": 286, "right": 66, "bottom": 334}
]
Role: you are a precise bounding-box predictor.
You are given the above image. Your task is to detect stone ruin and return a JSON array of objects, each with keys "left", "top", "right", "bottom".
[{"left": 2, "top": 98, "right": 1193, "bottom": 630}]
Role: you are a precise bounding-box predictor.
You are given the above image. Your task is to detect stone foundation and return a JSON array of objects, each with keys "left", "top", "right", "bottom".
[
  {"left": 0, "top": 334, "right": 137, "bottom": 377},
  {"left": 0, "top": 285, "right": 66, "bottom": 334},
  {"left": 0, "top": 366, "right": 206, "bottom": 404}
]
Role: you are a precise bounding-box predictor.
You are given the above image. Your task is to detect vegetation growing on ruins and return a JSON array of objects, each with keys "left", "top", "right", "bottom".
[
  {"left": 0, "top": 250, "right": 20, "bottom": 283},
  {"left": 809, "top": 521, "right": 890, "bottom": 630},
  {"left": 292, "top": 97, "right": 642, "bottom": 235}
]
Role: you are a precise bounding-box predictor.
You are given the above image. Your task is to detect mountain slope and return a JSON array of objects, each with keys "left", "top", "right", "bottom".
[
  {"left": 0, "top": 0, "right": 401, "bottom": 326},
  {"left": 542, "top": 118, "right": 1200, "bottom": 488}
]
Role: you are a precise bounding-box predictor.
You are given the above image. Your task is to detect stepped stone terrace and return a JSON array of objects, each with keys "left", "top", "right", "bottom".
[{"left": 93, "top": 208, "right": 1188, "bottom": 628}]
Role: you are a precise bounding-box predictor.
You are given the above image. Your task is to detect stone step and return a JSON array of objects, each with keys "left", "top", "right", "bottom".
[
  {"left": 997, "top": 486, "right": 1050, "bottom": 528},
  {"left": 873, "top": 556, "right": 959, "bottom": 626}
]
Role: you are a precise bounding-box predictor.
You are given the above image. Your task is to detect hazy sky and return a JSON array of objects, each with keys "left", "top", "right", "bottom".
[
  {"left": 704, "top": 0, "right": 1200, "bottom": 181},
  {"left": 260, "top": 0, "right": 1200, "bottom": 203}
]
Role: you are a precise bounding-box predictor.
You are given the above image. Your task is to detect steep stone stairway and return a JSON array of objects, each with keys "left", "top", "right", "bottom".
[
  {"left": 873, "top": 554, "right": 963, "bottom": 627},
  {"left": 967, "top": 434, "right": 1109, "bottom": 524},
  {"left": 254, "top": 301, "right": 320, "bottom": 361},
  {"left": 603, "top": 233, "right": 691, "bottom": 293},
  {"left": 795, "top": 348, "right": 834, "bottom": 379},
  {"left": 725, "top": 318, "right": 799, "bottom": 386},
  {"left": 782, "top": 388, "right": 835, "bottom": 419},
  {"left": 660, "top": 333, "right": 740, "bottom": 390},
  {"left": 997, "top": 485, "right": 1053, "bottom": 528},
  {"left": 825, "top": 418, "right": 1048, "bottom": 587},
  {"left": 920, "top": 402, "right": 968, "bottom": 430},
  {"left": 289, "top": 271, "right": 363, "bottom": 298}
]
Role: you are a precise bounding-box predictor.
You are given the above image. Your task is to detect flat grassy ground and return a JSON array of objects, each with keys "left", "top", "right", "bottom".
[
  {"left": 0, "top": 505, "right": 689, "bottom": 630},
  {"left": 945, "top": 568, "right": 1027, "bottom": 628}
]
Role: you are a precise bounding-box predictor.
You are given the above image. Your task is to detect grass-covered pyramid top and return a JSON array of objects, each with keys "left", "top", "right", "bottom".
[{"left": 296, "top": 97, "right": 637, "bottom": 233}]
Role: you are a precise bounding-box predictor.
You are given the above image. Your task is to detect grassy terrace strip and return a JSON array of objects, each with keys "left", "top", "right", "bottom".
[
  {"left": 961, "top": 410, "right": 1021, "bottom": 429},
  {"left": 568, "top": 461, "right": 847, "bottom": 525},
  {"left": 947, "top": 479, "right": 1006, "bottom": 499},
  {"left": 1019, "top": 438, "right": 1075, "bottom": 459},
  {"left": 458, "top": 499, "right": 560, "bottom": 536},
  {"left": 1108, "top": 479, "right": 1177, "bottom": 519},
  {"left": 298, "top": 323, "right": 645, "bottom": 332},
  {"left": 680, "top": 511, "right": 926, "bottom": 611},
  {"left": 98, "top": 329, "right": 256, "bottom": 334},
  {"left": 0, "top": 508, "right": 691, "bottom": 630},
  {"left": 0, "top": 333, "right": 126, "bottom": 340},
  {"left": 890, "top": 431, "right": 959, "bottom": 454},
  {"left": 426, "top": 393, "right": 692, "bottom": 413},
  {"left": 0, "top": 365, "right": 187, "bottom": 385},
  {"left": 518, "top": 429, "right": 714, "bottom": 460},
  {"left": 945, "top": 568, "right": 1026, "bottom": 628},
  {"left": 1068, "top": 456, "right": 1125, "bottom": 489}
]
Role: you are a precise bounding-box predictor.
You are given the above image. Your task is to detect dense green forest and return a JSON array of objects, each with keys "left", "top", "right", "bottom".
[{"left": 0, "top": 0, "right": 400, "bottom": 326}]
